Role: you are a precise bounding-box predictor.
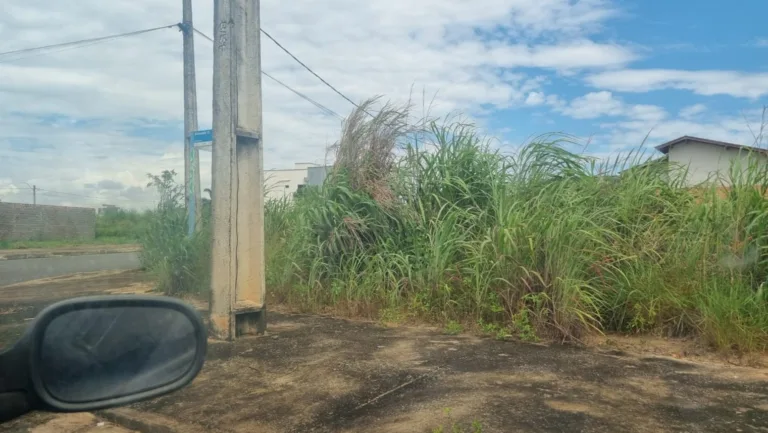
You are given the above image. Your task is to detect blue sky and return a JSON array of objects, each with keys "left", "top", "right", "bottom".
[
  {"left": 489, "top": 1, "right": 768, "bottom": 152},
  {"left": 0, "top": 0, "right": 766, "bottom": 208}
]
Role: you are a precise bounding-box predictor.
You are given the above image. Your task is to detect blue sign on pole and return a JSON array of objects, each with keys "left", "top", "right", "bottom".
[
  {"left": 190, "top": 129, "right": 213, "bottom": 143},
  {"left": 187, "top": 129, "right": 211, "bottom": 237}
]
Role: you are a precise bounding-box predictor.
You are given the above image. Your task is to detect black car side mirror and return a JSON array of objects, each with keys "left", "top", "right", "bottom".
[{"left": 0, "top": 295, "right": 207, "bottom": 422}]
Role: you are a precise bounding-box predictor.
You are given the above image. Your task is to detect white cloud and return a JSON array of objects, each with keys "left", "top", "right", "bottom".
[
  {"left": 586, "top": 69, "right": 768, "bottom": 99},
  {"left": 679, "top": 103, "right": 707, "bottom": 119},
  {"left": 557, "top": 95, "right": 762, "bottom": 154},
  {"left": 482, "top": 40, "right": 636, "bottom": 69},
  {"left": 598, "top": 108, "right": 767, "bottom": 153},
  {"left": 625, "top": 104, "right": 667, "bottom": 123},
  {"left": 0, "top": 0, "right": 629, "bottom": 208},
  {"left": 552, "top": 92, "right": 759, "bottom": 155},
  {"left": 556, "top": 91, "right": 667, "bottom": 123},
  {"left": 0, "top": 179, "right": 20, "bottom": 199},
  {"left": 3, "top": 0, "right": 764, "bottom": 210},
  {"left": 524, "top": 92, "right": 546, "bottom": 106},
  {"left": 560, "top": 91, "right": 624, "bottom": 119},
  {"left": 544, "top": 94, "right": 566, "bottom": 109}
]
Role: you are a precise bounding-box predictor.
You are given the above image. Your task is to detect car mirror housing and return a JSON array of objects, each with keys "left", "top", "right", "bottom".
[{"left": 0, "top": 295, "right": 207, "bottom": 420}]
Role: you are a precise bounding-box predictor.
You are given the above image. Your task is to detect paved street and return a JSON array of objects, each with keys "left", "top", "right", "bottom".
[{"left": 0, "top": 252, "right": 141, "bottom": 286}]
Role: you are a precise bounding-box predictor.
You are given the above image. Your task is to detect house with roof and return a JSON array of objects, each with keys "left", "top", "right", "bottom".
[{"left": 653, "top": 136, "right": 768, "bottom": 187}]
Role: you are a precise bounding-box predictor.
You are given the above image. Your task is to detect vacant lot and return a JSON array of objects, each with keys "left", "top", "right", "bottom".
[{"left": 2, "top": 271, "right": 768, "bottom": 432}]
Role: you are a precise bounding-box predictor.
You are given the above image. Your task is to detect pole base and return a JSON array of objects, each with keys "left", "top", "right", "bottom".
[
  {"left": 209, "top": 312, "right": 234, "bottom": 341},
  {"left": 236, "top": 305, "right": 267, "bottom": 336}
]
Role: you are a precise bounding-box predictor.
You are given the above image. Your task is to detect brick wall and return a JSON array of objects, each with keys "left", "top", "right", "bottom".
[{"left": 0, "top": 202, "right": 96, "bottom": 241}]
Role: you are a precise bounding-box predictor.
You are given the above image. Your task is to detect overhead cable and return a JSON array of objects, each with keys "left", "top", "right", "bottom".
[
  {"left": 0, "top": 24, "right": 178, "bottom": 63},
  {"left": 194, "top": 28, "right": 343, "bottom": 120}
]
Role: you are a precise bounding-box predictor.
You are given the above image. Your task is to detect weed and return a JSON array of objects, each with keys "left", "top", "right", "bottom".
[
  {"left": 512, "top": 308, "right": 538, "bottom": 342},
  {"left": 477, "top": 320, "right": 500, "bottom": 336},
  {"left": 471, "top": 420, "right": 483, "bottom": 433},
  {"left": 139, "top": 170, "right": 210, "bottom": 297},
  {"left": 444, "top": 321, "right": 463, "bottom": 335},
  {"left": 379, "top": 307, "right": 404, "bottom": 325},
  {"left": 428, "top": 408, "right": 483, "bottom": 433}
]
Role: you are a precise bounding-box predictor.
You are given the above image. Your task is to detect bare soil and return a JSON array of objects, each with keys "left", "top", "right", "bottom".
[
  {"left": 130, "top": 311, "right": 768, "bottom": 433},
  {"left": 0, "top": 412, "right": 135, "bottom": 433},
  {"left": 2, "top": 271, "right": 768, "bottom": 432}
]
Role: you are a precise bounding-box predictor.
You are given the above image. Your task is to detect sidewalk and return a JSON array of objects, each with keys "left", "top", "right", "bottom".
[{"left": 0, "top": 244, "right": 141, "bottom": 260}]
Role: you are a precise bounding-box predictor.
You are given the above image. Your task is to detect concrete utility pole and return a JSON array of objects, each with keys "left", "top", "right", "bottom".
[
  {"left": 181, "top": 0, "right": 202, "bottom": 228},
  {"left": 210, "top": 0, "right": 266, "bottom": 340},
  {"left": 23, "top": 183, "right": 36, "bottom": 205}
]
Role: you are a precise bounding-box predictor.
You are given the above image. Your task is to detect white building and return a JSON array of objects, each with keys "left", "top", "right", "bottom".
[
  {"left": 655, "top": 136, "right": 768, "bottom": 187},
  {"left": 264, "top": 163, "right": 331, "bottom": 201}
]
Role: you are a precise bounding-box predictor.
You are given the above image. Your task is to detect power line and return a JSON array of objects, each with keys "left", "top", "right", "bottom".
[
  {"left": 191, "top": 27, "right": 214, "bottom": 42},
  {"left": 38, "top": 188, "right": 102, "bottom": 199},
  {"left": 0, "top": 23, "right": 357, "bottom": 120},
  {"left": 16, "top": 185, "right": 128, "bottom": 201},
  {"left": 262, "top": 71, "right": 343, "bottom": 119},
  {"left": 0, "top": 24, "right": 178, "bottom": 57},
  {"left": 194, "top": 28, "right": 343, "bottom": 120},
  {"left": 260, "top": 28, "right": 373, "bottom": 117},
  {"left": 0, "top": 24, "right": 178, "bottom": 63},
  {"left": 8, "top": 185, "right": 158, "bottom": 205},
  {"left": 0, "top": 39, "right": 111, "bottom": 64},
  {"left": 1, "top": 24, "right": 349, "bottom": 120}
]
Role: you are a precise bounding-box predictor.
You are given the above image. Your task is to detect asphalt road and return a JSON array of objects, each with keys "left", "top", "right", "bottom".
[{"left": 0, "top": 252, "right": 141, "bottom": 286}]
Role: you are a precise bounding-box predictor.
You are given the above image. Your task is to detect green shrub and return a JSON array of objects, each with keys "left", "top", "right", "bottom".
[{"left": 139, "top": 170, "right": 210, "bottom": 297}]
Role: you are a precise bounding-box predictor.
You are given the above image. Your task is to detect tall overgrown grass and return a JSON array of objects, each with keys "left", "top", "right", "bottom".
[
  {"left": 139, "top": 170, "right": 210, "bottom": 296},
  {"left": 263, "top": 100, "right": 768, "bottom": 352},
  {"left": 143, "top": 100, "right": 768, "bottom": 352}
]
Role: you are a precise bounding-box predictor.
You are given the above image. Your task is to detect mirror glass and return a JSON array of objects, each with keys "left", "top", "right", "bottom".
[{"left": 38, "top": 306, "right": 197, "bottom": 403}]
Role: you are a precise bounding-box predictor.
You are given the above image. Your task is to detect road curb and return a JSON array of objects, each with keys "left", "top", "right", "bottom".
[{"left": 0, "top": 248, "right": 141, "bottom": 261}]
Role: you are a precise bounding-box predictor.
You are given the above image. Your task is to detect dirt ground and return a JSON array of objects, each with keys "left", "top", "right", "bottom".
[
  {"left": 0, "top": 270, "right": 153, "bottom": 351},
  {"left": 1, "top": 412, "right": 136, "bottom": 433},
  {"left": 2, "top": 271, "right": 768, "bottom": 432}
]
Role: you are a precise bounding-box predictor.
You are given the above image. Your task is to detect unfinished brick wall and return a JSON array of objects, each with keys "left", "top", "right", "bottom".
[{"left": 0, "top": 202, "right": 96, "bottom": 241}]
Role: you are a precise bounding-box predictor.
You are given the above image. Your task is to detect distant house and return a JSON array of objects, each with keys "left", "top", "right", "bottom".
[
  {"left": 654, "top": 136, "right": 768, "bottom": 187},
  {"left": 264, "top": 163, "right": 332, "bottom": 201}
]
